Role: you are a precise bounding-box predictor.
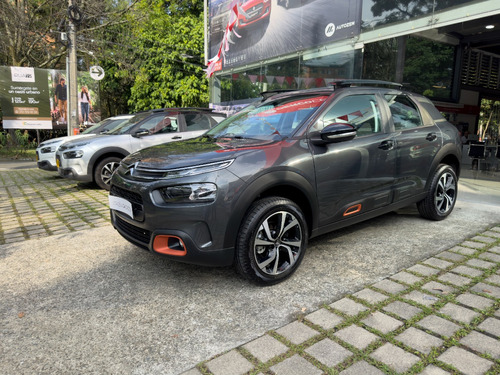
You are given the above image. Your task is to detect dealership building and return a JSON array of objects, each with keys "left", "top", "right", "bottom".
[{"left": 207, "top": 0, "right": 500, "bottom": 137}]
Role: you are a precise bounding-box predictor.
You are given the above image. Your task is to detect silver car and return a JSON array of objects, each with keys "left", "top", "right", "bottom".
[
  {"left": 36, "top": 115, "right": 133, "bottom": 171},
  {"left": 56, "top": 108, "right": 226, "bottom": 190}
]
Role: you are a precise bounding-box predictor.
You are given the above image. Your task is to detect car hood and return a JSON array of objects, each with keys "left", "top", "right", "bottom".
[
  {"left": 38, "top": 134, "right": 96, "bottom": 148},
  {"left": 124, "top": 136, "right": 280, "bottom": 170}
]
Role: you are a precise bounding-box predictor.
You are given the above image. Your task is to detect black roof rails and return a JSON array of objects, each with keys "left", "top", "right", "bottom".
[
  {"left": 330, "top": 79, "right": 403, "bottom": 89},
  {"left": 260, "top": 89, "right": 295, "bottom": 99}
]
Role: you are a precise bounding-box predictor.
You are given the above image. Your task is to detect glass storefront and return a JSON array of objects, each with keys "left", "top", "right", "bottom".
[{"left": 210, "top": 0, "right": 492, "bottom": 109}]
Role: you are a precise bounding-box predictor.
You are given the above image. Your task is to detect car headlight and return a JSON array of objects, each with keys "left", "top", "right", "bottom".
[
  {"left": 40, "top": 146, "right": 56, "bottom": 153},
  {"left": 159, "top": 183, "right": 217, "bottom": 203},
  {"left": 63, "top": 150, "right": 84, "bottom": 159}
]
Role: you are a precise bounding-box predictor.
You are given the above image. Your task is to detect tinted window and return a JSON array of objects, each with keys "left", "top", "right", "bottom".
[
  {"left": 315, "top": 94, "right": 382, "bottom": 136},
  {"left": 384, "top": 94, "right": 423, "bottom": 130},
  {"left": 185, "top": 113, "right": 211, "bottom": 131}
]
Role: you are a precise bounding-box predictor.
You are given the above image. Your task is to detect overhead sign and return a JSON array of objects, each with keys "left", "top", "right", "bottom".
[{"left": 89, "top": 66, "right": 105, "bottom": 80}]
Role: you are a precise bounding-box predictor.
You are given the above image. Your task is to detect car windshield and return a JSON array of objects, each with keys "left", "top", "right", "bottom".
[
  {"left": 205, "top": 94, "right": 329, "bottom": 140},
  {"left": 82, "top": 117, "right": 133, "bottom": 135},
  {"left": 106, "top": 112, "right": 152, "bottom": 135},
  {"left": 82, "top": 119, "right": 112, "bottom": 134}
]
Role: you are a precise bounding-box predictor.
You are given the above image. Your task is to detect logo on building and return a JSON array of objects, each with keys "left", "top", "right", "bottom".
[
  {"left": 325, "top": 23, "right": 336, "bottom": 37},
  {"left": 11, "top": 67, "right": 35, "bottom": 83}
]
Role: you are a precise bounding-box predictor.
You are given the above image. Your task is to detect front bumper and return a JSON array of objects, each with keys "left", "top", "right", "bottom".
[{"left": 56, "top": 154, "right": 92, "bottom": 182}]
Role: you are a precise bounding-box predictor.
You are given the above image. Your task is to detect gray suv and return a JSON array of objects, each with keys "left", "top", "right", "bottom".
[
  {"left": 109, "top": 81, "right": 462, "bottom": 285},
  {"left": 56, "top": 108, "right": 226, "bottom": 190}
]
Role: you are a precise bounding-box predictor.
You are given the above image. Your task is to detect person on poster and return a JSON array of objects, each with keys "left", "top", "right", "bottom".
[
  {"left": 80, "top": 86, "right": 92, "bottom": 126},
  {"left": 54, "top": 77, "right": 68, "bottom": 124}
]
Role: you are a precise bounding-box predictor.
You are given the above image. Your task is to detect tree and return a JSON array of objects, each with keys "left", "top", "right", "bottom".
[
  {"left": 478, "top": 99, "right": 500, "bottom": 142},
  {"left": 127, "top": 0, "right": 208, "bottom": 111}
]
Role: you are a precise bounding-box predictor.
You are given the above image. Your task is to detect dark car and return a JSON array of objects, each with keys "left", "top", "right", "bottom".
[{"left": 109, "top": 80, "right": 462, "bottom": 285}]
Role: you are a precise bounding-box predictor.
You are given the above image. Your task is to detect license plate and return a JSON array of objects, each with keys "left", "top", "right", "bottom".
[
  {"left": 36, "top": 152, "right": 39, "bottom": 161},
  {"left": 56, "top": 158, "right": 60, "bottom": 168},
  {"left": 109, "top": 195, "right": 133, "bottom": 218}
]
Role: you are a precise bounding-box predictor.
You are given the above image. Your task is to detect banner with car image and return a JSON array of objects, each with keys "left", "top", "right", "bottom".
[{"left": 207, "top": 0, "right": 362, "bottom": 74}]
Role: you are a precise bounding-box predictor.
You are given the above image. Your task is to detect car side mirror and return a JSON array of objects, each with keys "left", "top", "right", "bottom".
[
  {"left": 310, "top": 123, "right": 357, "bottom": 145},
  {"left": 132, "top": 129, "right": 149, "bottom": 138}
]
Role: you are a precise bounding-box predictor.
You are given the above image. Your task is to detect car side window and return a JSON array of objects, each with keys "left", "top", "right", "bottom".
[
  {"left": 384, "top": 94, "right": 423, "bottom": 130},
  {"left": 185, "top": 113, "right": 211, "bottom": 131},
  {"left": 314, "top": 94, "right": 382, "bottom": 136},
  {"left": 140, "top": 115, "right": 179, "bottom": 134}
]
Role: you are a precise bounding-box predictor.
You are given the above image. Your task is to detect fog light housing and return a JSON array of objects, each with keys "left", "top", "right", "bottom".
[{"left": 153, "top": 235, "right": 187, "bottom": 256}]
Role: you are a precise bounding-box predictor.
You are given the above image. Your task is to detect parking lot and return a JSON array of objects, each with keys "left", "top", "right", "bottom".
[{"left": 1, "top": 163, "right": 500, "bottom": 374}]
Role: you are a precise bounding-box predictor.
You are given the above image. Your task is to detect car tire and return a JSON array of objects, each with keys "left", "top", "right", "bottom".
[
  {"left": 235, "top": 197, "right": 308, "bottom": 285},
  {"left": 417, "top": 164, "right": 457, "bottom": 221},
  {"left": 94, "top": 156, "right": 122, "bottom": 191}
]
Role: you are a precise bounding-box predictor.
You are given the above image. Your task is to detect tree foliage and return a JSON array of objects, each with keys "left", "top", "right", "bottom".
[{"left": 128, "top": 0, "right": 208, "bottom": 111}]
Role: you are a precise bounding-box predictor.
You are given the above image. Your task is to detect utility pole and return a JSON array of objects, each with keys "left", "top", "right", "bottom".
[{"left": 67, "top": 0, "right": 79, "bottom": 135}]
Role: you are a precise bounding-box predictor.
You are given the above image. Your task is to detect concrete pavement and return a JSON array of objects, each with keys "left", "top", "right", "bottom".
[{"left": 1, "top": 161, "right": 499, "bottom": 375}]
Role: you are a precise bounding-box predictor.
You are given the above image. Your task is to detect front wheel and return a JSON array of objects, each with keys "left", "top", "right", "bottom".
[
  {"left": 235, "top": 197, "right": 308, "bottom": 285},
  {"left": 417, "top": 164, "right": 457, "bottom": 220},
  {"left": 94, "top": 156, "right": 122, "bottom": 191}
]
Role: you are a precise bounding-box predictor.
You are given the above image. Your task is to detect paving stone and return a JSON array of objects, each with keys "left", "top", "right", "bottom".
[
  {"left": 383, "top": 300, "right": 423, "bottom": 320},
  {"left": 471, "top": 235, "right": 498, "bottom": 244},
  {"left": 438, "top": 272, "right": 472, "bottom": 287},
  {"left": 422, "top": 257, "right": 453, "bottom": 269},
  {"left": 243, "top": 335, "right": 288, "bottom": 363},
  {"left": 276, "top": 321, "right": 318, "bottom": 345},
  {"left": 370, "top": 342, "right": 420, "bottom": 373},
  {"left": 390, "top": 271, "right": 422, "bottom": 285},
  {"left": 450, "top": 265, "right": 483, "bottom": 278},
  {"left": 479, "top": 251, "right": 500, "bottom": 263},
  {"left": 334, "top": 325, "right": 379, "bottom": 350},
  {"left": 436, "top": 250, "right": 466, "bottom": 263},
  {"left": 372, "top": 279, "right": 407, "bottom": 294},
  {"left": 456, "top": 293, "right": 495, "bottom": 310},
  {"left": 418, "top": 315, "right": 461, "bottom": 337},
  {"left": 485, "top": 274, "right": 500, "bottom": 285},
  {"left": 439, "top": 303, "right": 480, "bottom": 324},
  {"left": 270, "top": 354, "right": 322, "bottom": 375},
  {"left": 421, "top": 280, "right": 456, "bottom": 296},
  {"left": 339, "top": 361, "right": 385, "bottom": 375},
  {"left": 305, "top": 308, "right": 343, "bottom": 330},
  {"left": 478, "top": 317, "right": 500, "bottom": 338},
  {"left": 449, "top": 246, "right": 477, "bottom": 255},
  {"left": 419, "top": 365, "right": 451, "bottom": 375},
  {"left": 482, "top": 230, "right": 500, "bottom": 238},
  {"left": 461, "top": 240, "right": 488, "bottom": 249},
  {"left": 489, "top": 246, "right": 500, "bottom": 254},
  {"left": 330, "top": 298, "right": 368, "bottom": 316},
  {"left": 181, "top": 369, "right": 203, "bottom": 375},
  {"left": 465, "top": 258, "right": 496, "bottom": 270},
  {"left": 407, "top": 264, "right": 441, "bottom": 276},
  {"left": 437, "top": 347, "right": 493, "bottom": 375},
  {"left": 361, "top": 311, "right": 404, "bottom": 334},
  {"left": 353, "top": 288, "right": 388, "bottom": 304},
  {"left": 460, "top": 330, "right": 500, "bottom": 359},
  {"left": 205, "top": 350, "right": 254, "bottom": 375},
  {"left": 403, "top": 290, "right": 441, "bottom": 307},
  {"left": 470, "top": 282, "right": 500, "bottom": 298},
  {"left": 395, "top": 327, "right": 443, "bottom": 354},
  {"left": 305, "top": 338, "right": 352, "bottom": 367}
]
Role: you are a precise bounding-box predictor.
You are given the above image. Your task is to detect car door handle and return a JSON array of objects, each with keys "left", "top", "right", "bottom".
[
  {"left": 172, "top": 136, "right": 182, "bottom": 139},
  {"left": 378, "top": 140, "right": 394, "bottom": 150},
  {"left": 426, "top": 133, "right": 437, "bottom": 141}
]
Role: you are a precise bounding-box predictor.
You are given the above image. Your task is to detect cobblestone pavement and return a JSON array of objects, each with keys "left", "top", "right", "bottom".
[
  {"left": 184, "top": 229, "right": 500, "bottom": 375},
  {"left": 1, "top": 166, "right": 499, "bottom": 375},
  {"left": 0, "top": 168, "right": 109, "bottom": 245}
]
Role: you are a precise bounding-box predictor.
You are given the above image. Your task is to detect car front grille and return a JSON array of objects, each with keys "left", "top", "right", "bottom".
[
  {"left": 114, "top": 214, "right": 151, "bottom": 247},
  {"left": 110, "top": 185, "right": 143, "bottom": 205}
]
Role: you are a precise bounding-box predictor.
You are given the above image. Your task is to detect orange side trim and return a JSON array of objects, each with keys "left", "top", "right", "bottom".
[
  {"left": 153, "top": 235, "right": 187, "bottom": 256},
  {"left": 343, "top": 204, "right": 362, "bottom": 217}
]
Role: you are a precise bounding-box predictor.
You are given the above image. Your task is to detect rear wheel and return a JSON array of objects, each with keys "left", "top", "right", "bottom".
[
  {"left": 94, "top": 156, "right": 121, "bottom": 191},
  {"left": 417, "top": 164, "right": 457, "bottom": 220},
  {"left": 235, "top": 197, "right": 307, "bottom": 285}
]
